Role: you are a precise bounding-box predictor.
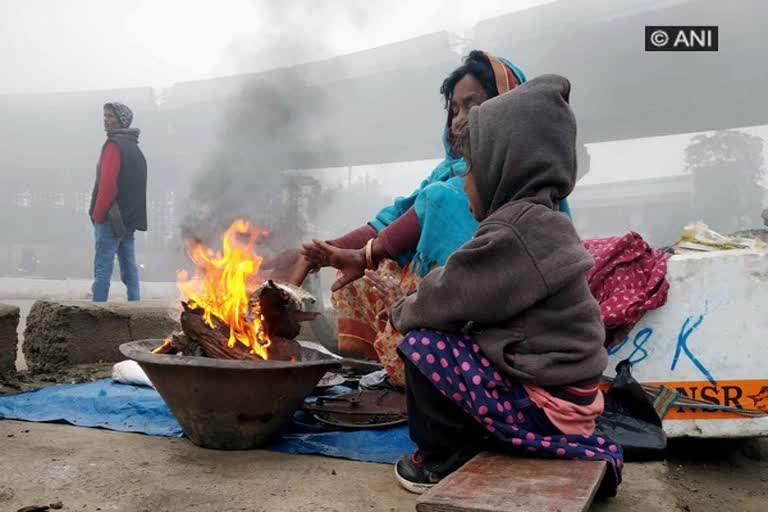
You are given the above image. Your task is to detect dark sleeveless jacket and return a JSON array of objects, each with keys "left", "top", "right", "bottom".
[{"left": 89, "top": 129, "right": 148, "bottom": 232}]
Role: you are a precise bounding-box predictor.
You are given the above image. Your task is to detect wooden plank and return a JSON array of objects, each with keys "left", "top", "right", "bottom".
[{"left": 416, "top": 452, "right": 607, "bottom": 512}]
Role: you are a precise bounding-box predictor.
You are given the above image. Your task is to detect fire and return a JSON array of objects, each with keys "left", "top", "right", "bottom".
[
  {"left": 152, "top": 337, "right": 171, "bottom": 354},
  {"left": 178, "top": 219, "right": 272, "bottom": 359}
]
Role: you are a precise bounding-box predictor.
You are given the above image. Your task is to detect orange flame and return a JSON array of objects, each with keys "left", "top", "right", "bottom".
[
  {"left": 178, "top": 219, "right": 271, "bottom": 359},
  {"left": 152, "top": 337, "right": 172, "bottom": 354}
]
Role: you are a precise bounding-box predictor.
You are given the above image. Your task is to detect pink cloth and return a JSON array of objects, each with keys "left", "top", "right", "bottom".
[
  {"left": 524, "top": 384, "right": 604, "bottom": 436},
  {"left": 584, "top": 233, "right": 670, "bottom": 347}
]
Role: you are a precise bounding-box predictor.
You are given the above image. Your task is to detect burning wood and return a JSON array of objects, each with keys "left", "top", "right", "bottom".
[{"left": 155, "top": 219, "right": 316, "bottom": 362}]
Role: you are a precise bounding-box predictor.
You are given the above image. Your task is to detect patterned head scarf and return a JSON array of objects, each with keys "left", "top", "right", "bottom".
[
  {"left": 104, "top": 102, "right": 133, "bottom": 128},
  {"left": 481, "top": 51, "right": 527, "bottom": 94}
]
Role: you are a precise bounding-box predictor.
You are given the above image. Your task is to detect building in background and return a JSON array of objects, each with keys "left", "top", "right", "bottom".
[{"left": 0, "top": 0, "right": 766, "bottom": 278}]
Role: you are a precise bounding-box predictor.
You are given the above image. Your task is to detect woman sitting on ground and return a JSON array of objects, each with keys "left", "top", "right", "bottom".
[
  {"left": 269, "top": 51, "right": 571, "bottom": 387},
  {"left": 364, "top": 75, "right": 623, "bottom": 495}
]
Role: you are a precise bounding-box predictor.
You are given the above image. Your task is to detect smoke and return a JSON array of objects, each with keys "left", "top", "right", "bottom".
[
  {"left": 178, "top": 1, "right": 377, "bottom": 253},
  {"left": 2, "top": 0, "right": 768, "bottom": 283},
  {"left": 179, "top": 73, "right": 331, "bottom": 251}
]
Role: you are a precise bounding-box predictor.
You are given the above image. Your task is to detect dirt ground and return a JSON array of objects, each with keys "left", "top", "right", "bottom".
[
  {"left": 3, "top": 297, "right": 767, "bottom": 511},
  {"left": 0, "top": 363, "right": 114, "bottom": 395},
  {"left": 1, "top": 421, "right": 412, "bottom": 512},
  {"left": 0, "top": 421, "right": 766, "bottom": 512},
  {"left": 664, "top": 438, "right": 768, "bottom": 512}
]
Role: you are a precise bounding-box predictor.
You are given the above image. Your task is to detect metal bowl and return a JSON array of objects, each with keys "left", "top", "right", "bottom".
[{"left": 120, "top": 339, "right": 341, "bottom": 450}]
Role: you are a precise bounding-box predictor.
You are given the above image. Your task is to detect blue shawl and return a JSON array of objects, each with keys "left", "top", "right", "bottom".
[
  {"left": 369, "top": 62, "right": 572, "bottom": 276},
  {"left": 369, "top": 132, "right": 474, "bottom": 275}
]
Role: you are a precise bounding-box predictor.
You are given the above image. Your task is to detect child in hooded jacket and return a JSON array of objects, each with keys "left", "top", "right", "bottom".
[{"left": 367, "top": 74, "right": 623, "bottom": 496}]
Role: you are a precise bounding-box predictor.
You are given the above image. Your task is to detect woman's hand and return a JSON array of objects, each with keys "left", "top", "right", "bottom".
[
  {"left": 301, "top": 240, "right": 366, "bottom": 292},
  {"left": 364, "top": 269, "right": 407, "bottom": 320},
  {"left": 261, "top": 248, "right": 317, "bottom": 286},
  {"left": 301, "top": 240, "right": 366, "bottom": 291}
]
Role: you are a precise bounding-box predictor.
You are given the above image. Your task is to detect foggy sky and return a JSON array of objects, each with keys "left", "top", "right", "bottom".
[
  {"left": 0, "top": 0, "right": 548, "bottom": 95},
  {"left": 0, "top": 0, "right": 766, "bottom": 282},
  {"left": 4, "top": 0, "right": 764, "bottom": 198}
]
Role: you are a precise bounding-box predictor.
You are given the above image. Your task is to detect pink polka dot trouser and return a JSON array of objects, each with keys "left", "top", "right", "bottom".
[{"left": 397, "top": 328, "right": 623, "bottom": 491}]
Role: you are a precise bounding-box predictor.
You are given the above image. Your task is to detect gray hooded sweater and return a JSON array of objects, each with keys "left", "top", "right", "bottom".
[{"left": 390, "top": 74, "right": 607, "bottom": 386}]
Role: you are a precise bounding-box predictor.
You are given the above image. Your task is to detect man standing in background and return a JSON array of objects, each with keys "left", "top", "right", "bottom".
[{"left": 89, "top": 102, "right": 147, "bottom": 302}]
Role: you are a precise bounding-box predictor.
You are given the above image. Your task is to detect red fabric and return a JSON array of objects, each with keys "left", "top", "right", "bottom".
[
  {"left": 91, "top": 142, "right": 121, "bottom": 223},
  {"left": 584, "top": 233, "right": 670, "bottom": 347},
  {"left": 327, "top": 224, "right": 377, "bottom": 250},
  {"left": 377, "top": 207, "right": 421, "bottom": 258}
]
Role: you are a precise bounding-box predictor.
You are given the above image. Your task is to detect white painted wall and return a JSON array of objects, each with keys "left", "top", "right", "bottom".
[{"left": 607, "top": 249, "right": 768, "bottom": 437}]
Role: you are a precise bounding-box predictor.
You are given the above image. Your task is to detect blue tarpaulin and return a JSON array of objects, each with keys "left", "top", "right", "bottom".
[
  {"left": 0, "top": 379, "right": 414, "bottom": 464},
  {"left": 0, "top": 380, "right": 183, "bottom": 437}
]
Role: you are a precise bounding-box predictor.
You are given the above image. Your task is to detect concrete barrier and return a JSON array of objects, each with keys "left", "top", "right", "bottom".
[
  {"left": 0, "top": 304, "right": 19, "bottom": 373},
  {"left": 607, "top": 249, "right": 768, "bottom": 438},
  {"left": 23, "top": 300, "right": 180, "bottom": 372},
  {"left": 0, "top": 278, "right": 178, "bottom": 300}
]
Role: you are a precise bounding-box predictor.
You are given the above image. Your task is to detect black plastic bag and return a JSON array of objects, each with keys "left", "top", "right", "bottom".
[{"left": 595, "top": 360, "right": 667, "bottom": 461}]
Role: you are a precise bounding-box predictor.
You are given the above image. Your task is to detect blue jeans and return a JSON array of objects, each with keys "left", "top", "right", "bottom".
[{"left": 92, "top": 222, "right": 140, "bottom": 302}]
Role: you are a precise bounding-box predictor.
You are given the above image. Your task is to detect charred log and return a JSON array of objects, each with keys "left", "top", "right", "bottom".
[
  {"left": 180, "top": 310, "right": 262, "bottom": 361},
  {"left": 180, "top": 302, "right": 301, "bottom": 362},
  {"left": 263, "top": 336, "right": 301, "bottom": 362},
  {"left": 169, "top": 333, "right": 204, "bottom": 357},
  {"left": 257, "top": 280, "right": 302, "bottom": 340}
]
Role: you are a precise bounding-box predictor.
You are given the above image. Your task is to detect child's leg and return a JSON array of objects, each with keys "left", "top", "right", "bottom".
[
  {"left": 397, "top": 327, "right": 624, "bottom": 495},
  {"left": 404, "top": 357, "right": 488, "bottom": 475}
]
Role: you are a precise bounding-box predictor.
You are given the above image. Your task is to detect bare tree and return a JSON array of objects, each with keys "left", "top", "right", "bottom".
[{"left": 684, "top": 130, "right": 766, "bottom": 233}]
